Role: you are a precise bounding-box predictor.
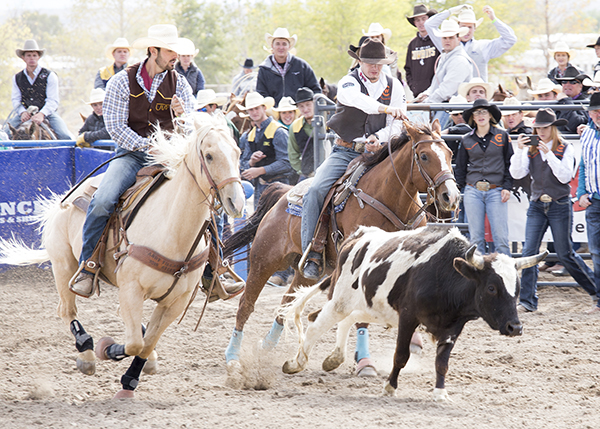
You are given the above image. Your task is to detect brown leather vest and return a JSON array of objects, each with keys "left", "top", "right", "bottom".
[{"left": 127, "top": 62, "right": 177, "bottom": 137}]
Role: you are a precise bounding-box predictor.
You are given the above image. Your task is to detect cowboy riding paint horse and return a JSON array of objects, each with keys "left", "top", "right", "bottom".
[
  {"left": 0, "top": 112, "right": 245, "bottom": 399},
  {"left": 8, "top": 106, "right": 57, "bottom": 140}
]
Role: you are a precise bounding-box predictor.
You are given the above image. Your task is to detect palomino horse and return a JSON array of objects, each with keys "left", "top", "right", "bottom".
[
  {"left": 0, "top": 112, "right": 245, "bottom": 398},
  {"left": 222, "top": 120, "right": 461, "bottom": 374}
]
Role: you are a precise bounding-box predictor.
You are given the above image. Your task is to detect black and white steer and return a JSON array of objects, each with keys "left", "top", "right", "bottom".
[{"left": 282, "top": 225, "right": 546, "bottom": 401}]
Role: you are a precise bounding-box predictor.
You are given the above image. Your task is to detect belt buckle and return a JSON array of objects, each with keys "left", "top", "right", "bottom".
[
  {"left": 354, "top": 141, "right": 365, "bottom": 153},
  {"left": 475, "top": 181, "right": 490, "bottom": 192},
  {"left": 540, "top": 194, "right": 552, "bottom": 203}
]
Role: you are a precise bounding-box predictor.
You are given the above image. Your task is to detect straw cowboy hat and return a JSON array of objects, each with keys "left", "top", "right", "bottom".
[
  {"left": 132, "top": 24, "right": 184, "bottom": 54},
  {"left": 272, "top": 97, "right": 298, "bottom": 112},
  {"left": 439, "top": 19, "right": 469, "bottom": 38},
  {"left": 458, "top": 77, "right": 494, "bottom": 100},
  {"left": 196, "top": 89, "right": 227, "bottom": 110},
  {"left": 448, "top": 94, "right": 468, "bottom": 115},
  {"left": 348, "top": 38, "right": 396, "bottom": 65},
  {"left": 463, "top": 98, "right": 502, "bottom": 124},
  {"left": 16, "top": 39, "right": 45, "bottom": 58},
  {"left": 586, "top": 36, "right": 600, "bottom": 49},
  {"left": 84, "top": 88, "right": 106, "bottom": 105},
  {"left": 501, "top": 97, "right": 523, "bottom": 116},
  {"left": 532, "top": 108, "right": 568, "bottom": 128},
  {"left": 527, "top": 78, "right": 562, "bottom": 96},
  {"left": 177, "top": 38, "right": 199, "bottom": 56},
  {"left": 452, "top": 7, "right": 484, "bottom": 27},
  {"left": 548, "top": 41, "right": 574, "bottom": 59},
  {"left": 265, "top": 28, "right": 297, "bottom": 48},
  {"left": 239, "top": 92, "right": 275, "bottom": 111},
  {"left": 362, "top": 23, "right": 392, "bottom": 43},
  {"left": 582, "top": 71, "right": 600, "bottom": 88},
  {"left": 104, "top": 37, "right": 130, "bottom": 60},
  {"left": 406, "top": 4, "right": 437, "bottom": 27}
]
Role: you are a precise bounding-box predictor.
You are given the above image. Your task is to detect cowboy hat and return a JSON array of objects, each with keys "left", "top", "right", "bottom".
[
  {"left": 16, "top": 39, "right": 45, "bottom": 58},
  {"left": 241, "top": 58, "right": 255, "bottom": 69},
  {"left": 238, "top": 92, "right": 275, "bottom": 111},
  {"left": 458, "top": 77, "right": 494, "bottom": 100},
  {"left": 177, "top": 38, "right": 199, "bottom": 56},
  {"left": 586, "top": 36, "right": 600, "bottom": 49},
  {"left": 406, "top": 4, "right": 437, "bottom": 27},
  {"left": 452, "top": 8, "right": 484, "bottom": 27},
  {"left": 582, "top": 71, "right": 600, "bottom": 88},
  {"left": 527, "top": 78, "right": 562, "bottom": 96},
  {"left": 104, "top": 37, "right": 130, "bottom": 60},
  {"left": 349, "top": 36, "right": 369, "bottom": 54},
  {"left": 556, "top": 67, "right": 590, "bottom": 90},
  {"left": 294, "top": 87, "right": 315, "bottom": 104},
  {"left": 532, "top": 108, "right": 568, "bottom": 128},
  {"left": 272, "top": 96, "right": 298, "bottom": 112},
  {"left": 439, "top": 19, "right": 469, "bottom": 38},
  {"left": 548, "top": 41, "right": 574, "bottom": 59},
  {"left": 196, "top": 89, "right": 227, "bottom": 110},
  {"left": 265, "top": 28, "right": 297, "bottom": 48},
  {"left": 501, "top": 97, "right": 523, "bottom": 116},
  {"left": 448, "top": 94, "right": 468, "bottom": 115},
  {"left": 362, "top": 23, "right": 392, "bottom": 43},
  {"left": 132, "top": 24, "right": 184, "bottom": 54},
  {"left": 348, "top": 38, "right": 396, "bottom": 65},
  {"left": 462, "top": 98, "right": 502, "bottom": 124},
  {"left": 587, "top": 92, "right": 600, "bottom": 112},
  {"left": 84, "top": 88, "right": 106, "bottom": 105}
]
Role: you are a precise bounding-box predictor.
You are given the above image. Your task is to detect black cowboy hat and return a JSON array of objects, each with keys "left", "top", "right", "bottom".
[
  {"left": 348, "top": 38, "right": 396, "bottom": 65},
  {"left": 586, "top": 36, "right": 600, "bottom": 48},
  {"left": 532, "top": 108, "right": 568, "bottom": 128},
  {"left": 462, "top": 98, "right": 502, "bottom": 124},
  {"left": 349, "top": 35, "right": 369, "bottom": 54},
  {"left": 241, "top": 58, "right": 255, "bottom": 69},
  {"left": 294, "top": 87, "right": 314, "bottom": 104},
  {"left": 555, "top": 66, "right": 590, "bottom": 84},
  {"left": 587, "top": 92, "right": 600, "bottom": 112},
  {"left": 406, "top": 4, "right": 437, "bottom": 27}
]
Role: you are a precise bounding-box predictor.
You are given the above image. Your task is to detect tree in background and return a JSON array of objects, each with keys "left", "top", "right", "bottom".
[{"left": 0, "top": 20, "right": 32, "bottom": 122}]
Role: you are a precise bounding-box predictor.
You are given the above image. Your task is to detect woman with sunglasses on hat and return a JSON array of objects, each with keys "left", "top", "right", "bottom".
[
  {"left": 510, "top": 108, "right": 598, "bottom": 312},
  {"left": 455, "top": 98, "right": 513, "bottom": 256}
]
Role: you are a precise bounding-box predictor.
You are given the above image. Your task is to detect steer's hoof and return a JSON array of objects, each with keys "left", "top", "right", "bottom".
[
  {"left": 95, "top": 337, "right": 115, "bottom": 360},
  {"left": 142, "top": 350, "right": 158, "bottom": 375},
  {"left": 383, "top": 382, "right": 396, "bottom": 397},
  {"left": 76, "top": 349, "right": 96, "bottom": 375},
  {"left": 113, "top": 389, "right": 135, "bottom": 399}
]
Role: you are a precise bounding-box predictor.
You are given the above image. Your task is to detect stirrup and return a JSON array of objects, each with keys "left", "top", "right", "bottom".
[{"left": 68, "top": 262, "right": 100, "bottom": 298}]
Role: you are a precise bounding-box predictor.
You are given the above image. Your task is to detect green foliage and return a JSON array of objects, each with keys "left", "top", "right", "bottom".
[{"left": 0, "top": 21, "right": 32, "bottom": 121}]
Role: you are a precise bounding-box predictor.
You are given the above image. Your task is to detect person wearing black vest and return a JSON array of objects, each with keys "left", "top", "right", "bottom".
[
  {"left": 9, "top": 39, "right": 73, "bottom": 140},
  {"left": 510, "top": 108, "right": 598, "bottom": 312},
  {"left": 455, "top": 98, "right": 513, "bottom": 256},
  {"left": 288, "top": 87, "right": 315, "bottom": 181},
  {"left": 301, "top": 38, "right": 406, "bottom": 280},
  {"left": 69, "top": 25, "right": 197, "bottom": 298}
]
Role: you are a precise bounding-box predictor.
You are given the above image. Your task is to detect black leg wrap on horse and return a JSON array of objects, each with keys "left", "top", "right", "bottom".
[
  {"left": 70, "top": 320, "right": 94, "bottom": 353},
  {"left": 121, "top": 356, "right": 147, "bottom": 391},
  {"left": 105, "top": 343, "right": 128, "bottom": 361}
]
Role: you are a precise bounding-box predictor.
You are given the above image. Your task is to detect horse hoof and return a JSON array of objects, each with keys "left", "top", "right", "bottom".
[
  {"left": 282, "top": 360, "right": 302, "bottom": 374},
  {"left": 113, "top": 389, "right": 135, "bottom": 399},
  {"left": 322, "top": 355, "right": 343, "bottom": 372},
  {"left": 356, "top": 358, "right": 378, "bottom": 377},
  {"left": 142, "top": 350, "right": 158, "bottom": 375},
  {"left": 76, "top": 349, "right": 96, "bottom": 375},
  {"left": 226, "top": 360, "right": 242, "bottom": 374},
  {"left": 410, "top": 344, "right": 423, "bottom": 356},
  {"left": 95, "top": 337, "right": 115, "bottom": 360}
]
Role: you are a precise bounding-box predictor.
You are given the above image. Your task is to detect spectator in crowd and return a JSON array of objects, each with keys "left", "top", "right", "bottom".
[
  {"left": 455, "top": 99, "right": 513, "bottom": 256},
  {"left": 528, "top": 77, "right": 562, "bottom": 101},
  {"left": 442, "top": 94, "right": 471, "bottom": 161},
  {"left": 502, "top": 97, "right": 532, "bottom": 135},
  {"left": 425, "top": 5, "right": 516, "bottom": 82},
  {"left": 9, "top": 39, "right": 73, "bottom": 140},
  {"left": 272, "top": 96, "right": 298, "bottom": 128},
  {"left": 76, "top": 88, "right": 110, "bottom": 147},
  {"left": 555, "top": 67, "right": 591, "bottom": 133},
  {"left": 94, "top": 37, "right": 130, "bottom": 89},
  {"left": 404, "top": 4, "right": 439, "bottom": 99},
  {"left": 583, "top": 71, "right": 600, "bottom": 92},
  {"left": 195, "top": 89, "right": 240, "bottom": 144},
  {"left": 239, "top": 92, "right": 293, "bottom": 203},
  {"left": 587, "top": 36, "right": 600, "bottom": 75},
  {"left": 257, "top": 27, "right": 321, "bottom": 104},
  {"left": 175, "top": 38, "right": 205, "bottom": 96},
  {"left": 363, "top": 23, "right": 397, "bottom": 78},
  {"left": 511, "top": 108, "right": 598, "bottom": 313},
  {"left": 458, "top": 77, "right": 493, "bottom": 102},
  {"left": 288, "top": 87, "right": 316, "bottom": 180},
  {"left": 576, "top": 92, "right": 600, "bottom": 313},
  {"left": 232, "top": 58, "right": 257, "bottom": 97},
  {"left": 547, "top": 41, "right": 583, "bottom": 84}
]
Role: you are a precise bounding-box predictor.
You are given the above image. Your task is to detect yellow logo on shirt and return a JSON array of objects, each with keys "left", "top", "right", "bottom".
[{"left": 155, "top": 103, "right": 170, "bottom": 111}]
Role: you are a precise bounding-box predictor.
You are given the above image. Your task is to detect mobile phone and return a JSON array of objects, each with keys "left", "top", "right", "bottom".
[{"left": 525, "top": 135, "right": 539, "bottom": 146}]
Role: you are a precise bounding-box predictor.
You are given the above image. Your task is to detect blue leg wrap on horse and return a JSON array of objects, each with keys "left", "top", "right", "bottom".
[
  {"left": 70, "top": 320, "right": 93, "bottom": 353},
  {"left": 121, "top": 356, "right": 147, "bottom": 391},
  {"left": 225, "top": 329, "right": 244, "bottom": 362},
  {"left": 262, "top": 319, "right": 284, "bottom": 350},
  {"left": 106, "top": 343, "right": 128, "bottom": 361},
  {"left": 355, "top": 327, "right": 370, "bottom": 363}
]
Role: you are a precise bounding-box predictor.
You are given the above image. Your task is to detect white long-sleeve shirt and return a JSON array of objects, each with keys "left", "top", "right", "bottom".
[
  {"left": 11, "top": 65, "right": 59, "bottom": 117},
  {"left": 509, "top": 140, "right": 576, "bottom": 184}
]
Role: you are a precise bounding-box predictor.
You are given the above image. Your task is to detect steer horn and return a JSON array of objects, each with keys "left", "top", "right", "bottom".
[
  {"left": 514, "top": 250, "right": 549, "bottom": 270},
  {"left": 465, "top": 245, "right": 485, "bottom": 270}
]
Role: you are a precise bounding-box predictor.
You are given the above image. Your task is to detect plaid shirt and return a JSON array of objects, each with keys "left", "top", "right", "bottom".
[{"left": 104, "top": 59, "right": 194, "bottom": 151}]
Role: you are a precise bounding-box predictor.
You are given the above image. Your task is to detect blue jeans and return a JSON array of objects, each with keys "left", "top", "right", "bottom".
[
  {"left": 585, "top": 198, "right": 600, "bottom": 308},
  {"left": 463, "top": 185, "right": 510, "bottom": 255},
  {"left": 301, "top": 146, "right": 361, "bottom": 252},
  {"left": 520, "top": 197, "right": 598, "bottom": 311},
  {"left": 8, "top": 111, "right": 73, "bottom": 140},
  {"left": 79, "top": 149, "right": 150, "bottom": 264}
]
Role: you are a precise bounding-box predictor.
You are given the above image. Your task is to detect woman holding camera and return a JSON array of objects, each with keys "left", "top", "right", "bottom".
[{"left": 510, "top": 108, "right": 597, "bottom": 312}]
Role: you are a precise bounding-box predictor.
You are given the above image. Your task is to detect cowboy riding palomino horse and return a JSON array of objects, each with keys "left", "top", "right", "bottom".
[
  {"left": 0, "top": 113, "right": 245, "bottom": 399},
  {"left": 222, "top": 119, "right": 461, "bottom": 377}
]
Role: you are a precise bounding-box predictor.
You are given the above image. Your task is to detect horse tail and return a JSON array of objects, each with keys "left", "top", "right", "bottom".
[{"left": 223, "top": 182, "right": 291, "bottom": 259}]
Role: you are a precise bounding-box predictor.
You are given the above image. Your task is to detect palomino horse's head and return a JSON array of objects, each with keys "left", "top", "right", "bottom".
[{"left": 403, "top": 119, "right": 461, "bottom": 213}]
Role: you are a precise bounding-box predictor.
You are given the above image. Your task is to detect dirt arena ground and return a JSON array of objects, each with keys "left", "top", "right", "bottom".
[{"left": 1, "top": 264, "right": 600, "bottom": 429}]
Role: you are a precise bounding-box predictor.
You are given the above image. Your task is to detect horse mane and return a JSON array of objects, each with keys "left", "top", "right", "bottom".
[
  {"left": 148, "top": 111, "right": 233, "bottom": 176},
  {"left": 363, "top": 123, "right": 435, "bottom": 168}
]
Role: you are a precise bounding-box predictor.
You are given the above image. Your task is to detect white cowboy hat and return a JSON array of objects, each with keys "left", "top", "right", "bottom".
[
  {"left": 196, "top": 89, "right": 227, "bottom": 110},
  {"left": 452, "top": 7, "right": 484, "bottom": 27},
  {"left": 448, "top": 94, "right": 468, "bottom": 115},
  {"left": 16, "top": 39, "right": 45, "bottom": 59},
  {"left": 548, "top": 40, "right": 575, "bottom": 59},
  {"left": 265, "top": 28, "right": 297, "bottom": 48},
  {"left": 439, "top": 20, "right": 469, "bottom": 38},
  {"left": 238, "top": 92, "right": 275, "bottom": 111},
  {"left": 84, "top": 88, "right": 106, "bottom": 105},
  {"left": 527, "top": 78, "right": 563, "bottom": 96},
  {"left": 104, "top": 37, "right": 130, "bottom": 60},
  {"left": 501, "top": 97, "right": 523, "bottom": 116},
  {"left": 132, "top": 24, "right": 184, "bottom": 54},
  {"left": 582, "top": 71, "right": 600, "bottom": 88},
  {"left": 272, "top": 96, "right": 298, "bottom": 112},
  {"left": 362, "top": 23, "right": 392, "bottom": 43},
  {"left": 458, "top": 77, "right": 494, "bottom": 100},
  {"left": 177, "top": 38, "right": 199, "bottom": 56}
]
